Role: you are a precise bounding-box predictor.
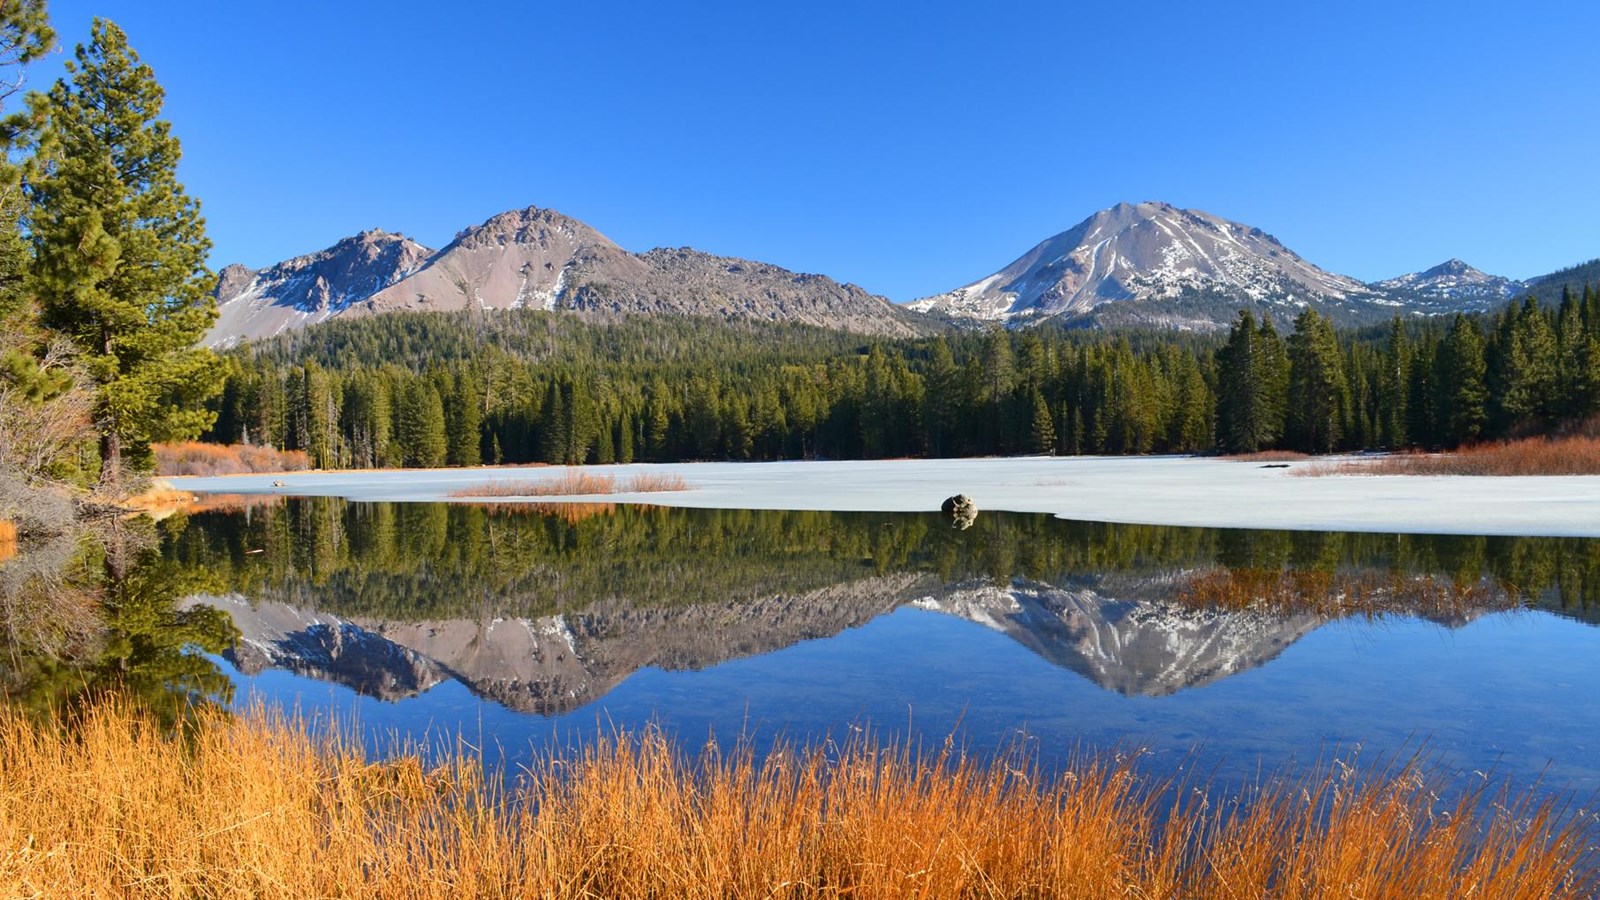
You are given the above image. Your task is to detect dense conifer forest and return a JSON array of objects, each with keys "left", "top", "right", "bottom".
[{"left": 203, "top": 285, "right": 1600, "bottom": 468}]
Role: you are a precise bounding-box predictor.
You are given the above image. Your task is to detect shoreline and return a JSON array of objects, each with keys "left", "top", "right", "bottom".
[{"left": 168, "top": 455, "right": 1600, "bottom": 538}]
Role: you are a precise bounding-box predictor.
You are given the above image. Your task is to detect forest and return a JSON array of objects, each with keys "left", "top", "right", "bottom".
[{"left": 201, "top": 284, "right": 1600, "bottom": 469}]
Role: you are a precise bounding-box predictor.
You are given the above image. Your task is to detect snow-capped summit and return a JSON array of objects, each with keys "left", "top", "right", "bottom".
[
  {"left": 908, "top": 201, "right": 1370, "bottom": 326},
  {"left": 1371, "top": 258, "right": 1524, "bottom": 304}
]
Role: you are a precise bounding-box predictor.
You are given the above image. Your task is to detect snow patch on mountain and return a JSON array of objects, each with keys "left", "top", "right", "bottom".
[{"left": 909, "top": 202, "right": 1372, "bottom": 325}]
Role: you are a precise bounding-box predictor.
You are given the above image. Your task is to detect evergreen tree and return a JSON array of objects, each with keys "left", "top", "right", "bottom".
[
  {"left": 397, "top": 379, "right": 447, "bottom": 467},
  {"left": 0, "top": 0, "right": 52, "bottom": 321},
  {"left": 1216, "top": 311, "right": 1267, "bottom": 452},
  {"left": 922, "top": 337, "right": 958, "bottom": 456},
  {"left": 1255, "top": 316, "right": 1289, "bottom": 446},
  {"left": 29, "top": 19, "right": 220, "bottom": 488},
  {"left": 1028, "top": 386, "right": 1056, "bottom": 454},
  {"left": 1285, "top": 309, "right": 1347, "bottom": 453},
  {"left": 538, "top": 379, "right": 567, "bottom": 464},
  {"left": 446, "top": 370, "right": 482, "bottom": 466},
  {"left": 1379, "top": 316, "right": 1410, "bottom": 448},
  {"left": 1437, "top": 315, "right": 1488, "bottom": 446},
  {"left": 1494, "top": 296, "right": 1558, "bottom": 429}
]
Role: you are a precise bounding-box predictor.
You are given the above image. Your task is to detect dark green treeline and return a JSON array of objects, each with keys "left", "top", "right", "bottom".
[{"left": 203, "top": 285, "right": 1600, "bottom": 467}]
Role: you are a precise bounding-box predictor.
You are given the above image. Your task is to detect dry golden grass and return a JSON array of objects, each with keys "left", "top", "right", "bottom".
[
  {"left": 1222, "top": 450, "right": 1311, "bottom": 462},
  {"left": 0, "top": 698, "right": 1591, "bottom": 898},
  {"left": 1177, "top": 568, "right": 1519, "bottom": 620},
  {"left": 153, "top": 441, "right": 311, "bottom": 477},
  {"left": 1301, "top": 436, "right": 1600, "bottom": 477},
  {"left": 449, "top": 471, "right": 691, "bottom": 498}
]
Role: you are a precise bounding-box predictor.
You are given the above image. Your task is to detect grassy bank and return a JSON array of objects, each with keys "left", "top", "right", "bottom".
[
  {"left": 1306, "top": 435, "right": 1600, "bottom": 476},
  {"left": 0, "top": 700, "right": 1591, "bottom": 898}
]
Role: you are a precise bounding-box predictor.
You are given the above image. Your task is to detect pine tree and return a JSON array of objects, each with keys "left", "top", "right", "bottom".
[
  {"left": 922, "top": 337, "right": 957, "bottom": 456},
  {"left": 29, "top": 19, "right": 220, "bottom": 489},
  {"left": 1379, "top": 316, "right": 1410, "bottom": 448},
  {"left": 1437, "top": 315, "right": 1488, "bottom": 446},
  {"left": 1028, "top": 386, "right": 1056, "bottom": 455},
  {"left": 397, "top": 380, "right": 446, "bottom": 467},
  {"left": 1494, "top": 296, "right": 1557, "bottom": 429},
  {"left": 446, "top": 370, "right": 482, "bottom": 466},
  {"left": 1285, "top": 309, "right": 1347, "bottom": 453},
  {"left": 1216, "top": 310, "right": 1265, "bottom": 452},
  {"left": 0, "top": 0, "right": 52, "bottom": 321},
  {"left": 1255, "top": 316, "right": 1289, "bottom": 447}
]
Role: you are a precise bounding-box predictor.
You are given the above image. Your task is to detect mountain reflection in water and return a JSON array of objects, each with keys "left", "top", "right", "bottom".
[{"left": 161, "top": 499, "right": 1600, "bottom": 712}]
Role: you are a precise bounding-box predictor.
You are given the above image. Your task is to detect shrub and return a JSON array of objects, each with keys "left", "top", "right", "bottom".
[{"left": 153, "top": 442, "right": 311, "bottom": 477}]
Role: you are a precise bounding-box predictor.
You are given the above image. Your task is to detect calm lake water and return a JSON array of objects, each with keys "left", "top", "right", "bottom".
[{"left": 144, "top": 496, "right": 1600, "bottom": 793}]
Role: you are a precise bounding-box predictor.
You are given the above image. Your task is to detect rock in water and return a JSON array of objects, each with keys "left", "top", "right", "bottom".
[{"left": 941, "top": 494, "right": 977, "bottom": 529}]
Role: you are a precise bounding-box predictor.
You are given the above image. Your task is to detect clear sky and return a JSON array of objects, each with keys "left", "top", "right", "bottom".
[{"left": 32, "top": 0, "right": 1600, "bottom": 300}]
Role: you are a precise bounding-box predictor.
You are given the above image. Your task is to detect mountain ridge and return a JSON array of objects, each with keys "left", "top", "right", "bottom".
[
  {"left": 208, "top": 206, "right": 920, "bottom": 346},
  {"left": 208, "top": 201, "right": 1595, "bottom": 343}
]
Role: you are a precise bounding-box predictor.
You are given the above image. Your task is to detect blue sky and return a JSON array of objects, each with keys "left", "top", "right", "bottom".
[{"left": 34, "top": 0, "right": 1600, "bottom": 300}]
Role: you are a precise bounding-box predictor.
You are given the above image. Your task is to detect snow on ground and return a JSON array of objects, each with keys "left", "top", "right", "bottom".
[{"left": 170, "top": 456, "right": 1600, "bottom": 538}]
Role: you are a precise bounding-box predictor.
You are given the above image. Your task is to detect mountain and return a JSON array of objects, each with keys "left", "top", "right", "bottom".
[
  {"left": 208, "top": 230, "right": 434, "bottom": 347},
  {"left": 193, "top": 573, "right": 924, "bottom": 714},
  {"left": 208, "top": 206, "right": 919, "bottom": 346},
  {"left": 1370, "top": 259, "right": 1523, "bottom": 308},
  {"left": 914, "top": 575, "right": 1321, "bottom": 696},
  {"left": 908, "top": 201, "right": 1379, "bottom": 329},
  {"left": 193, "top": 570, "right": 1328, "bottom": 713}
]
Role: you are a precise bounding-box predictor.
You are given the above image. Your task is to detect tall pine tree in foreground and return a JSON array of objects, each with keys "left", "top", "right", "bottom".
[{"left": 28, "top": 19, "right": 219, "bottom": 490}]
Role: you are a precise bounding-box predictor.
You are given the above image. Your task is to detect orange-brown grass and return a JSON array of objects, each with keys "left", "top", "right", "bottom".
[
  {"left": 1178, "top": 568, "right": 1520, "bottom": 620},
  {"left": 1222, "top": 450, "right": 1311, "bottom": 462},
  {"left": 0, "top": 519, "right": 15, "bottom": 563},
  {"left": 621, "top": 472, "right": 690, "bottom": 492},
  {"left": 154, "top": 441, "right": 311, "bottom": 477},
  {"left": 448, "top": 471, "right": 692, "bottom": 498},
  {"left": 1302, "top": 436, "right": 1600, "bottom": 477},
  {"left": 0, "top": 698, "right": 1591, "bottom": 898}
]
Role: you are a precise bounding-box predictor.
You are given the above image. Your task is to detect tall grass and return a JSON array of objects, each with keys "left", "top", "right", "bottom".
[
  {"left": 448, "top": 471, "right": 691, "bottom": 498},
  {"left": 1222, "top": 450, "right": 1311, "bottom": 462},
  {"left": 0, "top": 699, "right": 1591, "bottom": 897},
  {"left": 154, "top": 441, "right": 310, "bottom": 477},
  {"left": 1303, "top": 435, "right": 1600, "bottom": 476}
]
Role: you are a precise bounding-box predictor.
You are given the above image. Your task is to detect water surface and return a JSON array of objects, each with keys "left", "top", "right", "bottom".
[{"left": 145, "top": 498, "right": 1600, "bottom": 791}]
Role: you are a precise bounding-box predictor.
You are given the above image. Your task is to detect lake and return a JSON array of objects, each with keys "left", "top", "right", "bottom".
[{"left": 142, "top": 496, "right": 1600, "bottom": 794}]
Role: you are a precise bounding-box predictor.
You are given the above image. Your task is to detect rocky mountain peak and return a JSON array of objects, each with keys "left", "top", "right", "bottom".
[
  {"left": 908, "top": 201, "right": 1366, "bottom": 326},
  {"left": 1372, "top": 258, "right": 1522, "bottom": 305},
  {"left": 1427, "top": 258, "right": 1475, "bottom": 276},
  {"left": 448, "top": 205, "right": 614, "bottom": 252},
  {"left": 207, "top": 204, "right": 918, "bottom": 346}
]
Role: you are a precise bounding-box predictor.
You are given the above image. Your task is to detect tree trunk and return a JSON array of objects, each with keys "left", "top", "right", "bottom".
[{"left": 99, "top": 421, "right": 120, "bottom": 492}]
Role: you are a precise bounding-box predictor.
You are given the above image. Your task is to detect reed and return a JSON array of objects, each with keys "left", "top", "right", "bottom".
[
  {"left": 0, "top": 698, "right": 1591, "bottom": 898},
  {"left": 153, "top": 441, "right": 311, "bottom": 477},
  {"left": 449, "top": 471, "right": 691, "bottom": 498},
  {"left": 1302, "top": 436, "right": 1600, "bottom": 477},
  {"left": 1222, "top": 450, "right": 1311, "bottom": 462}
]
